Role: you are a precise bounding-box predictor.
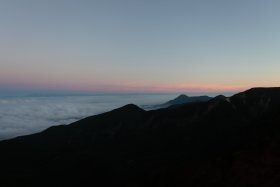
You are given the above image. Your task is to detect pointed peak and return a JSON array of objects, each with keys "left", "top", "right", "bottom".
[
  {"left": 176, "top": 94, "right": 189, "bottom": 99},
  {"left": 117, "top": 104, "right": 143, "bottom": 112},
  {"left": 164, "top": 94, "right": 212, "bottom": 106},
  {"left": 214, "top": 95, "right": 227, "bottom": 99}
]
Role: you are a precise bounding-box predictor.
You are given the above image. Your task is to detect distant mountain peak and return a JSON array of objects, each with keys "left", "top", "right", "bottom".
[
  {"left": 213, "top": 95, "right": 227, "bottom": 100},
  {"left": 165, "top": 94, "right": 212, "bottom": 106},
  {"left": 111, "top": 104, "right": 145, "bottom": 114},
  {"left": 177, "top": 94, "right": 189, "bottom": 98},
  {"left": 118, "top": 104, "right": 143, "bottom": 111}
]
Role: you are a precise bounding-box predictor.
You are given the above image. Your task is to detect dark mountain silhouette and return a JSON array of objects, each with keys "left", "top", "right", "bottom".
[
  {"left": 146, "top": 94, "right": 212, "bottom": 109},
  {"left": 212, "top": 94, "right": 227, "bottom": 100},
  {"left": 1, "top": 87, "right": 280, "bottom": 187},
  {"left": 165, "top": 94, "right": 212, "bottom": 106}
]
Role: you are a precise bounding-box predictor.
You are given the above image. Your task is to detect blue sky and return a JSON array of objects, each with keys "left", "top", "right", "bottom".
[{"left": 1, "top": 0, "right": 280, "bottom": 93}]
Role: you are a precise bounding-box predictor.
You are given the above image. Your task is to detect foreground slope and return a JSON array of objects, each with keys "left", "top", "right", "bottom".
[{"left": 1, "top": 87, "right": 280, "bottom": 187}]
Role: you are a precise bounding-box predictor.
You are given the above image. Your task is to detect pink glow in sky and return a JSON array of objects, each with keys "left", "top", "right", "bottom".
[
  {"left": 1, "top": 1, "right": 280, "bottom": 94},
  {"left": 0, "top": 77, "right": 267, "bottom": 94}
]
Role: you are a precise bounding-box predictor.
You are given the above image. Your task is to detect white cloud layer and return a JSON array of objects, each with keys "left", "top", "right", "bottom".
[{"left": 0, "top": 94, "right": 176, "bottom": 140}]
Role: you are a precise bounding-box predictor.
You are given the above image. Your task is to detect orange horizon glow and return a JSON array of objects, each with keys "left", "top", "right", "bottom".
[
  {"left": 1, "top": 76, "right": 278, "bottom": 93},
  {"left": 1, "top": 80, "right": 274, "bottom": 94},
  {"left": 84, "top": 83, "right": 259, "bottom": 93}
]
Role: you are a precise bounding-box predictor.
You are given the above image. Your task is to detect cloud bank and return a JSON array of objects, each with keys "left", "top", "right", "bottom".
[{"left": 0, "top": 94, "right": 177, "bottom": 140}]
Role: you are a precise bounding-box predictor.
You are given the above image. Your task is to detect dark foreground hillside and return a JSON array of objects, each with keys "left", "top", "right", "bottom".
[{"left": 1, "top": 87, "right": 280, "bottom": 187}]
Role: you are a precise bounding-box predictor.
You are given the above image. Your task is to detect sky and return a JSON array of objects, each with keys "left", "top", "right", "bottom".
[{"left": 0, "top": 0, "right": 280, "bottom": 94}]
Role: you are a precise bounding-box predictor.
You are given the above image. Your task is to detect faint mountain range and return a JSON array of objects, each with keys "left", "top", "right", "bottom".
[
  {"left": 144, "top": 94, "right": 212, "bottom": 109},
  {"left": 164, "top": 94, "right": 212, "bottom": 106},
  {"left": 1, "top": 87, "right": 280, "bottom": 187}
]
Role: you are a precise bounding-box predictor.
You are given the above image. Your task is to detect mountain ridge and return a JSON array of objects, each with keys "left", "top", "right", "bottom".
[
  {"left": 146, "top": 94, "right": 212, "bottom": 109},
  {"left": 165, "top": 94, "right": 212, "bottom": 106},
  {"left": 1, "top": 87, "right": 280, "bottom": 187}
]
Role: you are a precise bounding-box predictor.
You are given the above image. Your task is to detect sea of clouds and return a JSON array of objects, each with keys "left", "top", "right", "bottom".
[{"left": 0, "top": 94, "right": 177, "bottom": 140}]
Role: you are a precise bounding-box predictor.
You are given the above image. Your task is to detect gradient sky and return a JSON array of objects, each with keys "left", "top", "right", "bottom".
[{"left": 0, "top": 0, "right": 280, "bottom": 93}]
